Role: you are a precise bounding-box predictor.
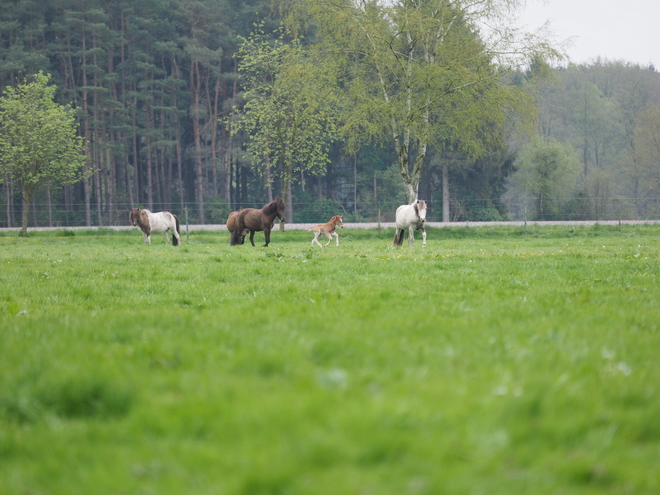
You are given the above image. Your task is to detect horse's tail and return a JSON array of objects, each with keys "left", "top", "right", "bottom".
[
  {"left": 231, "top": 214, "right": 244, "bottom": 246},
  {"left": 393, "top": 229, "right": 404, "bottom": 246},
  {"left": 172, "top": 214, "right": 180, "bottom": 246}
]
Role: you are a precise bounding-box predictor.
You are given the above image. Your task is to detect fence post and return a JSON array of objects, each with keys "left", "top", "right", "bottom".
[
  {"left": 377, "top": 206, "right": 381, "bottom": 235},
  {"left": 184, "top": 204, "right": 189, "bottom": 241}
]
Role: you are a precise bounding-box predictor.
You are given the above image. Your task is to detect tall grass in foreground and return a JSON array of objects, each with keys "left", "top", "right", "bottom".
[{"left": 1, "top": 225, "right": 659, "bottom": 494}]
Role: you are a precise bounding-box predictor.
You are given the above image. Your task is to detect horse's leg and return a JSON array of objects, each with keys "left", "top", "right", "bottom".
[
  {"left": 408, "top": 225, "right": 415, "bottom": 248},
  {"left": 333, "top": 232, "right": 339, "bottom": 246},
  {"left": 249, "top": 230, "right": 255, "bottom": 246},
  {"left": 324, "top": 232, "right": 332, "bottom": 247},
  {"left": 393, "top": 228, "right": 404, "bottom": 246},
  {"left": 164, "top": 231, "right": 170, "bottom": 246},
  {"left": 263, "top": 227, "right": 270, "bottom": 247},
  {"left": 421, "top": 226, "right": 427, "bottom": 247},
  {"left": 143, "top": 232, "right": 150, "bottom": 245},
  {"left": 311, "top": 232, "right": 320, "bottom": 247}
]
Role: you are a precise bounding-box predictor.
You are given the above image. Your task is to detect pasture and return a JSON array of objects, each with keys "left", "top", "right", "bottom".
[{"left": 1, "top": 225, "right": 659, "bottom": 494}]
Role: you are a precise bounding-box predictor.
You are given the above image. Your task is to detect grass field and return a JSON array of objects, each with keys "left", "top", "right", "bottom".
[{"left": 1, "top": 224, "right": 659, "bottom": 494}]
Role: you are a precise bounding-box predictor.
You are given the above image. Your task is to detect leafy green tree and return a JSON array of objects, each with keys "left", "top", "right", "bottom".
[
  {"left": 308, "top": 0, "right": 554, "bottom": 211},
  {"left": 234, "top": 29, "right": 340, "bottom": 222},
  {"left": 634, "top": 106, "right": 660, "bottom": 196},
  {"left": 510, "top": 137, "right": 580, "bottom": 220},
  {"left": 0, "top": 72, "right": 88, "bottom": 234}
]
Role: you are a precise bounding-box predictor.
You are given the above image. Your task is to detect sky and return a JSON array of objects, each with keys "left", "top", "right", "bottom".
[{"left": 517, "top": 0, "right": 660, "bottom": 67}]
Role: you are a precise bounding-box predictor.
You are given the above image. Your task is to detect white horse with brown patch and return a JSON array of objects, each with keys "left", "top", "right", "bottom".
[
  {"left": 129, "top": 208, "right": 181, "bottom": 246},
  {"left": 392, "top": 200, "right": 427, "bottom": 248},
  {"left": 307, "top": 215, "right": 344, "bottom": 247}
]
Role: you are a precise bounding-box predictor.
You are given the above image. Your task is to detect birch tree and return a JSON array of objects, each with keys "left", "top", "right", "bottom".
[{"left": 308, "top": 0, "right": 558, "bottom": 211}]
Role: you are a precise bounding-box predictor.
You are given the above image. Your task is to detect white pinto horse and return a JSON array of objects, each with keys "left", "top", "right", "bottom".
[
  {"left": 129, "top": 208, "right": 181, "bottom": 246},
  {"left": 392, "top": 200, "right": 427, "bottom": 248}
]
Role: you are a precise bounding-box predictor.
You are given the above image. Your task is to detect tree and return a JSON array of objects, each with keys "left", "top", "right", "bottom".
[
  {"left": 234, "top": 29, "right": 340, "bottom": 222},
  {"left": 308, "top": 0, "right": 555, "bottom": 212},
  {"left": 0, "top": 72, "right": 88, "bottom": 234},
  {"left": 510, "top": 137, "right": 580, "bottom": 220},
  {"left": 634, "top": 106, "right": 660, "bottom": 197}
]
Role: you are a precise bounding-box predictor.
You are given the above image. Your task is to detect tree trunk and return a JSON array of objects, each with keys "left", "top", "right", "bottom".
[
  {"left": 442, "top": 161, "right": 450, "bottom": 222},
  {"left": 81, "top": 32, "right": 92, "bottom": 226},
  {"left": 176, "top": 129, "right": 184, "bottom": 213},
  {"left": 21, "top": 185, "right": 35, "bottom": 235},
  {"left": 191, "top": 60, "right": 205, "bottom": 224},
  {"left": 394, "top": 129, "right": 425, "bottom": 203},
  {"left": 146, "top": 136, "right": 153, "bottom": 210},
  {"left": 45, "top": 186, "right": 53, "bottom": 227},
  {"left": 282, "top": 162, "right": 293, "bottom": 227},
  {"left": 265, "top": 157, "right": 273, "bottom": 203},
  {"left": 209, "top": 76, "right": 221, "bottom": 197},
  {"left": 353, "top": 154, "right": 358, "bottom": 216},
  {"left": 94, "top": 142, "right": 103, "bottom": 226},
  {"left": 4, "top": 182, "right": 12, "bottom": 228}
]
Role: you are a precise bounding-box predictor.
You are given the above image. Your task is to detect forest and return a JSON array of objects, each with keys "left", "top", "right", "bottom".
[{"left": 1, "top": 0, "right": 659, "bottom": 228}]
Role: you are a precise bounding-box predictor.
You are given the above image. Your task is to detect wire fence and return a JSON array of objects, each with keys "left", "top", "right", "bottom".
[{"left": 1, "top": 197, "right": 660, "bottom": 230}]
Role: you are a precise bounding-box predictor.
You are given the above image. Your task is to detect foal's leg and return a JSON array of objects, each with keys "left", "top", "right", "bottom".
[
  {"left": 333, "top": 232, "right": 339, "bottom": 246},
  {"left": 324, "top": 232, "right": 332, "bottom": 247},
  {"left": 311, "top": 232, "right": 322, "bottom": 247}
]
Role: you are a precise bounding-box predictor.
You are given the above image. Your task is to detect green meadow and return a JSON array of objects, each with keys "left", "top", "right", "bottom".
[{"left": 1, "top": 225, "right": 659, "bottom": 494}]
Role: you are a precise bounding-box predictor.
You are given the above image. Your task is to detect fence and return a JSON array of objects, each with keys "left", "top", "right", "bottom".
[{"left": 1, "top": 197, "right": 660, "bottom": 229}]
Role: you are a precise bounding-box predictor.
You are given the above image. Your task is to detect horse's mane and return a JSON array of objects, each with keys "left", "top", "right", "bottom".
[{"left": 265, "top": 197, "right": 284, "bottom": 214}]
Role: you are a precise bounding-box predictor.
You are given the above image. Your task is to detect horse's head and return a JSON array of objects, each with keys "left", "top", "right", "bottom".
[
  {"left": 129, "top": 208, "right": 140, "bottom": 226},
  {"left": 334, "top": 215, "right": 344, "bottom": 228},
  {"left": 415, "top": 200, "right": 427, "bottom": 222},
  {"left": 274, "top": 197, "right": 286, "bottom": 222}
]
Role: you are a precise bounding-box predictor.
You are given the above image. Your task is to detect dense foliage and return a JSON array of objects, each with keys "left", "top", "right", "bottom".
[
  {"left": 0, "top": 0, "right": 659, "bottom": 228},
  {"left": 507, "top": 61, "right": 660, "bottom": 220}
]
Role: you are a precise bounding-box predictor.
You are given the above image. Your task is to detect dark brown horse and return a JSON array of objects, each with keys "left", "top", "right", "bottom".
[
  {"left": 226, "top": 210, "right": 249, "bottom": 245},
  {"left": 231, "top": 197, "right": 285, "bottom": 247}
]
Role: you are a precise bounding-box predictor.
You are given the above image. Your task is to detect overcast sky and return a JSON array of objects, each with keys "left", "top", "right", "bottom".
[{"left": 517, "top": 0, "right": 660, "bottom": 67}]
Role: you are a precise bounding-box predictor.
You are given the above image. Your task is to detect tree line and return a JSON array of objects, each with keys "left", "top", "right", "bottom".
[
  {"left": 1, "top": 0, "right": 659, "bottom": 229},
  {"left": 1, "top": 0, "right": 276, "bottom": 227},
  {"left": 508, "top": 60, "right": 660, "bottom": 221}
]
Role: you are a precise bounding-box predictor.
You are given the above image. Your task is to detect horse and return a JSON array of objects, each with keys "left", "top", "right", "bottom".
[
  {"left": 307, "top": 215, "right": 344, "bottom": 247},
  {"left": 226, "top": 210, "right": 250, "bottom": 245},
  {"left": 129, "top": 208, "right": 181, "bottom": 246},
  {"left": 231, "top": 197, "right": 285, "bottom": 247},
  {"left": 392, "top": 200, "right": 427, "bottom": 248}
]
